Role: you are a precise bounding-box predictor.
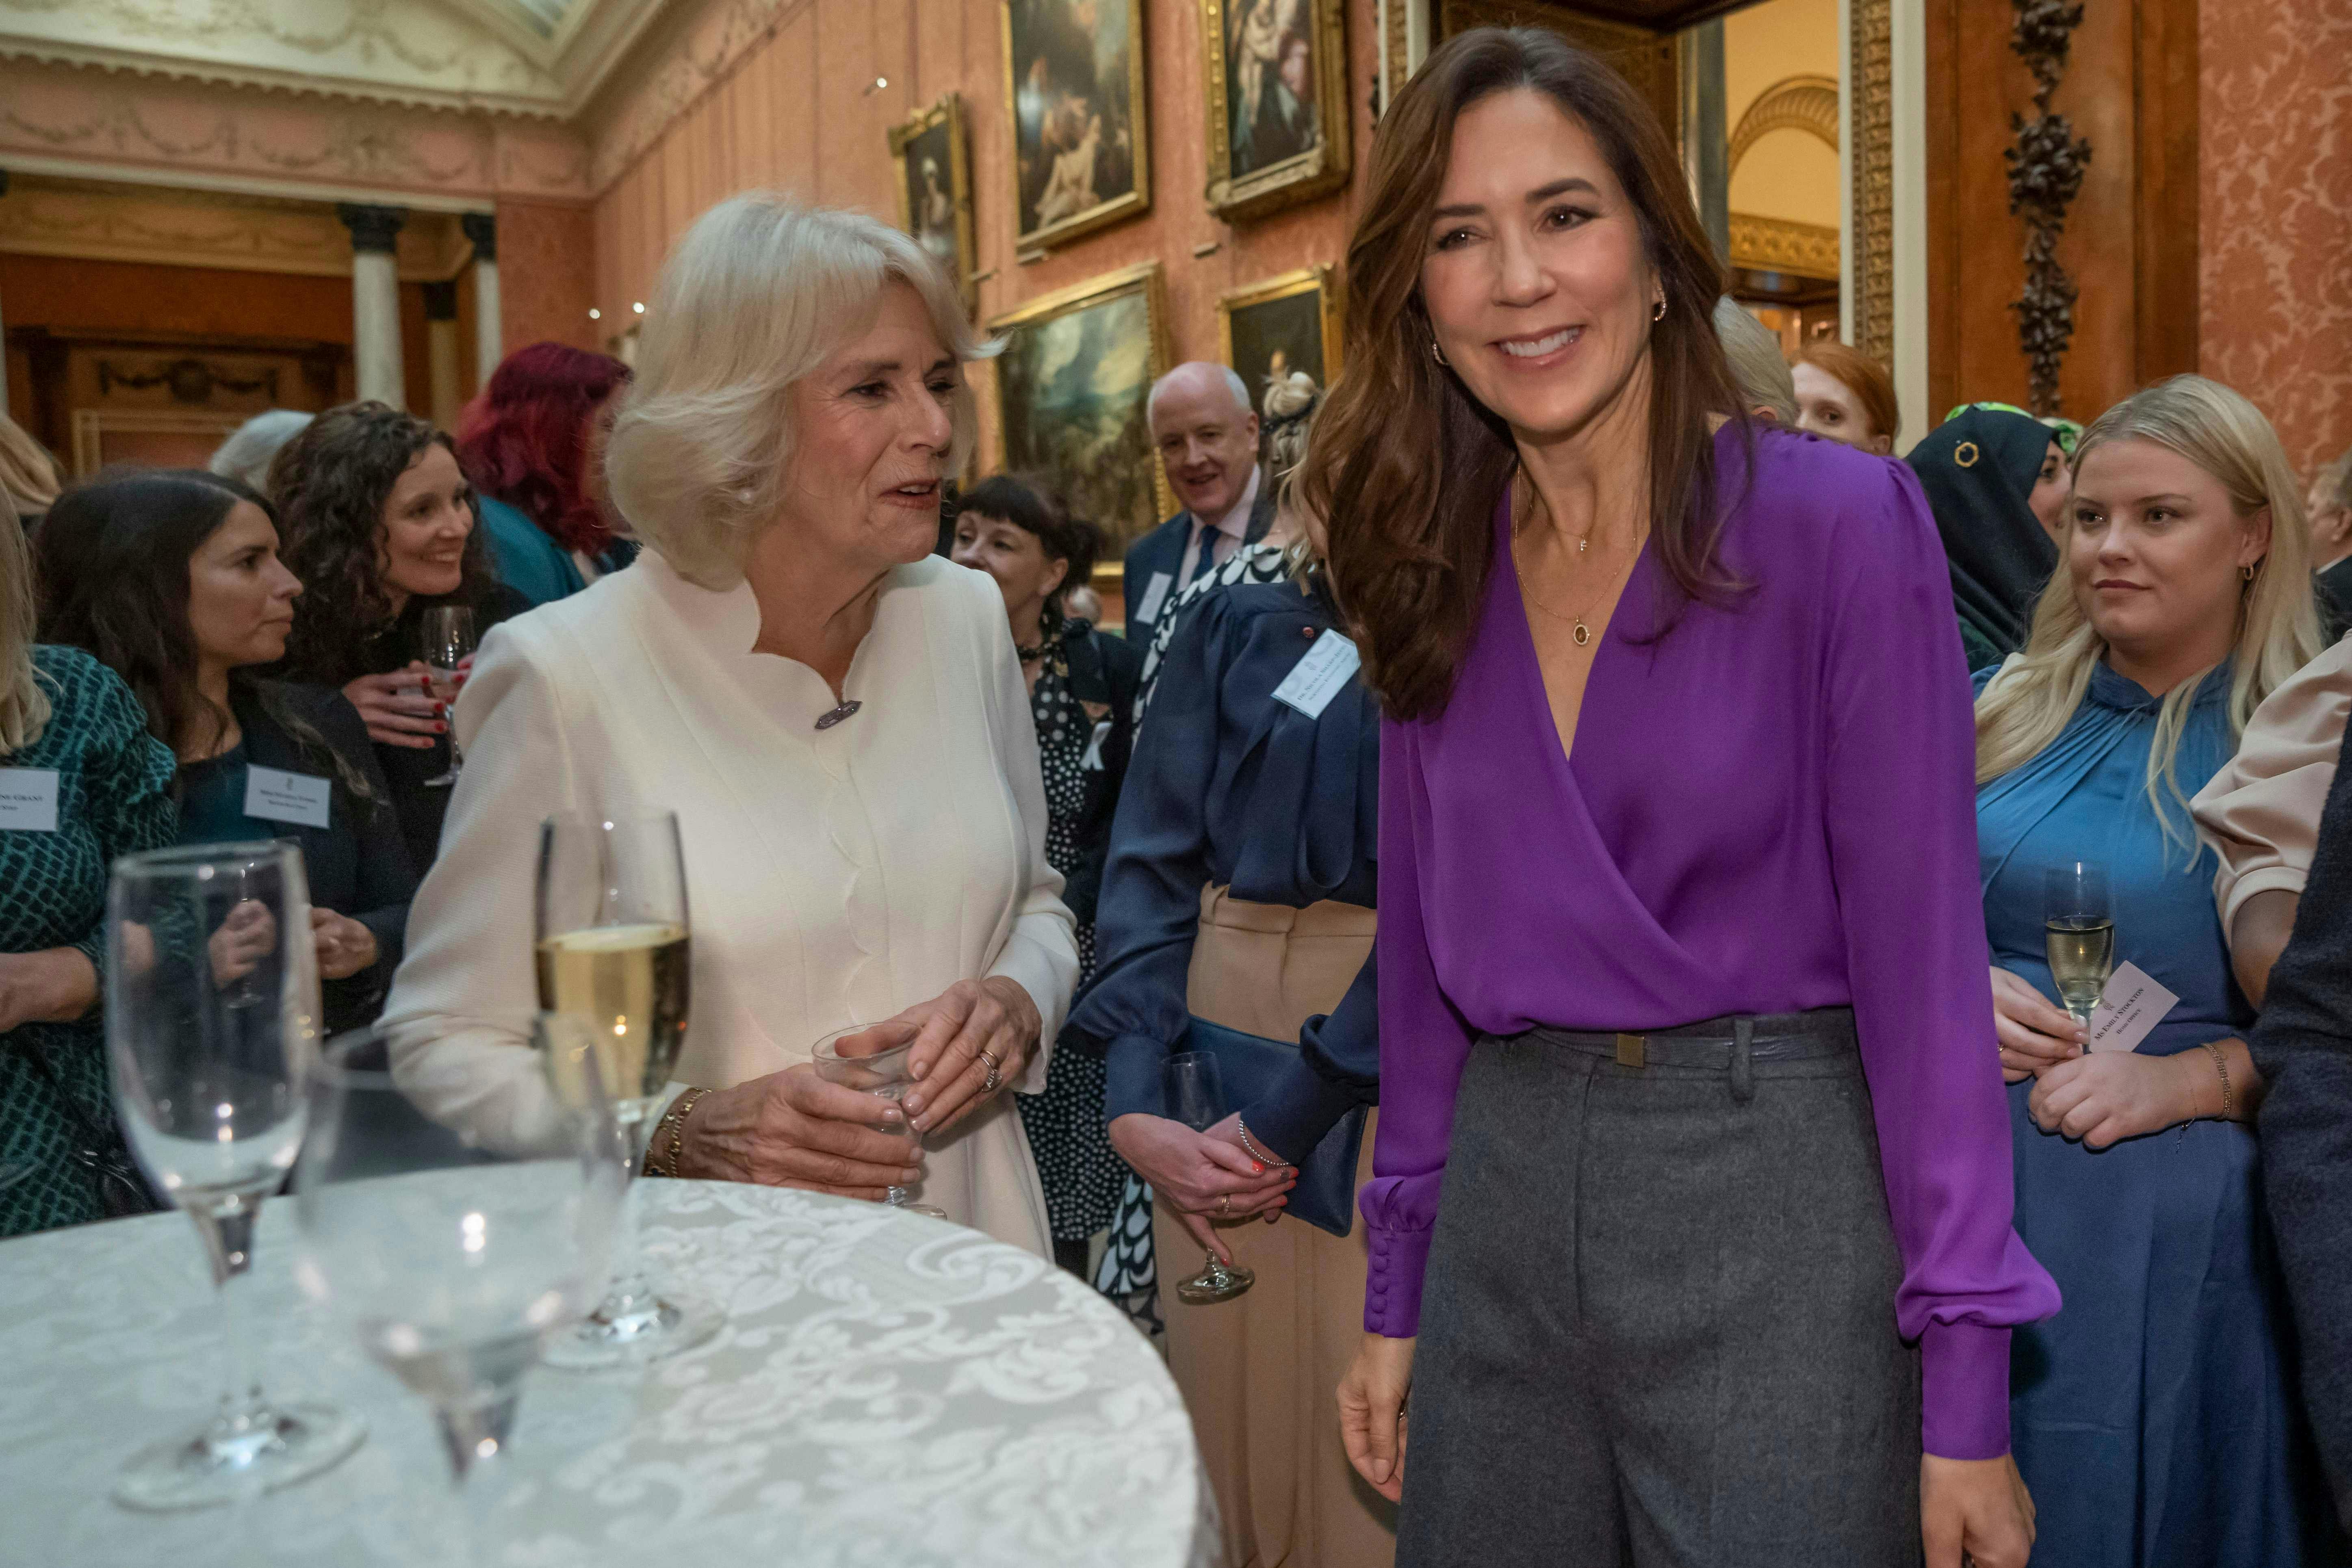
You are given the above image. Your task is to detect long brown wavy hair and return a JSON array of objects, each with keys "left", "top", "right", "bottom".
[
  {"left": 268, "top": 401, "right": 496, "bottom": 685},
  {"left": 1299, "top": 27, "right": 1746, "bottom": 719}
]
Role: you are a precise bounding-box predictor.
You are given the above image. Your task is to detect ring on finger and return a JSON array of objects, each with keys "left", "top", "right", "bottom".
[
  {"left": 979, "top": 1049, "right": 1001, "bottom": 1093},
  {"left": 1218, "top": 1193, "right": 1232, "bottom": 1217}
]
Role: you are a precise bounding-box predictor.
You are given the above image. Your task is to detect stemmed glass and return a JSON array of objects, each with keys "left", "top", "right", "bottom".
[
  {"left": 812, "top": 1021, "right": 947, "bottom": 1219},
  {"left": 2044, "top": 860, "right": 2117, "bottom": 1031},
  {"left": 533, "top": 810, "right": 720, "bottom": 1367},
  {"left": 105, "top": 841, "right": 367, "bottom": 1510},
  {"left": 295, "top": 1019, "right": 624, "bottom": 1561},
  {"left": 418, "top": 605, "right": 477, "bottom": 789},
  {"left": 1164, "top": 1051, "right": 1253, "bottom": 1304}
]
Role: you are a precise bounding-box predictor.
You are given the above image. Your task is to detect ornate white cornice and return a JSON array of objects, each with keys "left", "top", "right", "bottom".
[
  {"left": 1730, "top": 212, "right": 1841, "bottom": 278},
  {"left": 583, "top": 0, "right": 806, "bottom": 191}
]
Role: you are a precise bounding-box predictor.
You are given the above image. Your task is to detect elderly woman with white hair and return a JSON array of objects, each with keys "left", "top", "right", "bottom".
[
  {"left": 207, "top": 409, "right": 313, "bottom": 497},
  {"left": 382, "top": 195, "right": 1075, "bottom": 1258}
]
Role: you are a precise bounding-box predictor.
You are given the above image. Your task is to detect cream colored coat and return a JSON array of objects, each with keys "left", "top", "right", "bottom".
[
  {"left": 2192, "top": 636, "right": 2352, "bottom": 933},
  {"left": 381, "top": 550, "right": 1075, "bottom": 1256}
]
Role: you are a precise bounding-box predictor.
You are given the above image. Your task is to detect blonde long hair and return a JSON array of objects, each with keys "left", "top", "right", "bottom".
[
  {"left": 0, "top": 497, "right": 51, "bottom": 754},
  {"left": 1975, "top": 375, "right": 2323, "bottom": 835},
  {"left": 0, "top": 412, "right": 60, "bottom": 521}
]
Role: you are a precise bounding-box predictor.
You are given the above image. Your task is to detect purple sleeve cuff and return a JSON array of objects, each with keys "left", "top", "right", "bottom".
[
  {"left": 1919, "top": 1320, "right": 2013, "bottom": 1460},
  {"left": 1361, "top": 1215, "right": 1433, "bottom": 1337}
]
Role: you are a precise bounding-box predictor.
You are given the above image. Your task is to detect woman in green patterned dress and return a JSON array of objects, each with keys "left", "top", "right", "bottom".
[{"left": 0, "top": 496, "right": 178, "bottom": 1236}]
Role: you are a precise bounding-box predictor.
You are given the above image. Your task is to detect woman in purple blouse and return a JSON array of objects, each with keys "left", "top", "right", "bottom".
[{"left": 1298, "top": 29, "right": 2059, "bottom": 1568}]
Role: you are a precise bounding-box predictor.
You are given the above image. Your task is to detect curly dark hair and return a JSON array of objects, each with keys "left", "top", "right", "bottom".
[{"left": 269, "top": 401, "right": 496, "bottom": 684}]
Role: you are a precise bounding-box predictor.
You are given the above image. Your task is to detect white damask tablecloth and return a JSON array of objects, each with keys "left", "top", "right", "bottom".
[{"left": 0, "top": 1180, "right": 1219, "bottom": 1567}]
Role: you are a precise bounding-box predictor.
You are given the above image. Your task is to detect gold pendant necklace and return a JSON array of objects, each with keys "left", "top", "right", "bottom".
[{"left": 1518, "top": 531, "right": 1644, "bottom": 646}]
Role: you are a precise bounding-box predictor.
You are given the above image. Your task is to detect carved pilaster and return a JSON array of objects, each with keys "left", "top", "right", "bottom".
[{"left": 2004, "top": 0, "right": 2092, "bottom": 417}]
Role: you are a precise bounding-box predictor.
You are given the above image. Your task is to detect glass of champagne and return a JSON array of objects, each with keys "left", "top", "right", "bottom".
[
  {"left": 418, "top": 605, "right": 477, "bottom": 789},
  {"left": 1163, "top": 1051, "right": 1253, "bottom": 1305},
  {"left": 2044, "top": 860, "right": 2116, "bottom": 1031},
  {"left": 106, "top": 841, "right": 367, "bottom": 1510},
  {"left": 295, "top": 1019, "right": 624, "bottom": 1563},
  {"left": 533, "top": 810, "right": 720, "bottom": 1367},
  {"left": 812, "top": 1021, "right": 947, "bottom": 1219}
]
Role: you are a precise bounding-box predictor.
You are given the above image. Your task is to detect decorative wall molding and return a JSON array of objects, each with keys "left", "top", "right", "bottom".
[
  {"left": 1850, "top": 0, "right": 1894, "bottom": 364},
  {"left": 1730, "top": 211, "right": 1840, "bottom": 277},
  {"left": 583, "top": 0, "right": 809, "bottom": 193},
  {"left": 1730, "top": 73, "right": 1838, "bottom": 171},
  {"left": 0, "top": 172, "right": 475, "bottom": 277},
  {"left": 0, "top": 56, "right": 592, "bottom": 205},
  {"left": 2005, "top": 0, "right": 2091, "bottom": 416}
]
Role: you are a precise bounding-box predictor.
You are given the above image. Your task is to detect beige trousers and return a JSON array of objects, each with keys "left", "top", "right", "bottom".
[{"left": 1159, "top": 886, "right": 1396, "bottom": 1568}]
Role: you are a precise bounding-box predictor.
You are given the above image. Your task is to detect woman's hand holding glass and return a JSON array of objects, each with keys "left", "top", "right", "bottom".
[
  {"left": 1106, "top": 1111, "right": 1294, "bottom": 1260},
  {"left": 895, "top": 976, "right": 1040, "bottom": 1135},
  {"left": 2027, "top": 1046, "right": 2234, "bottom": 1148},
  {"left": 672, "top": 1065, "right": 929, "bottom": 1200},
  {"left": 1990, "top": 966, "right": 2086, "bottom": 1083},
  {"left": 342, "top": 664, "right": 446, "bottom": 751},
  {"left": 310, "top": 908, "right": 378, "bottom": 980}
]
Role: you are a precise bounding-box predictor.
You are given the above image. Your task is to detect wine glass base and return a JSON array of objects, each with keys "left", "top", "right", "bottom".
[
  {"left": 421, "top": 769, "right": 460, "bottom": 789},
  {"left": 1175, "top": 1262, "right": 1255, "bottom": 1305},
  {"left": 114, "top": 1400, "right": 366, "bottom": 1512},
  {"left": 541, "top": 1290, "right": 722, "bottom": 1370}
]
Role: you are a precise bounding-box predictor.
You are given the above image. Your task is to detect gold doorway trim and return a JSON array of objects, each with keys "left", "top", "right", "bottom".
[{"left": 1850, "top": 0, "right": 1893, "bottom": 364}]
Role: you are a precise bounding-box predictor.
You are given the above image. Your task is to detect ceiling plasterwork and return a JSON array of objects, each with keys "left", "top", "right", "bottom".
[{"left": 0, "top": 0, "right": 665, "bottom": 121}]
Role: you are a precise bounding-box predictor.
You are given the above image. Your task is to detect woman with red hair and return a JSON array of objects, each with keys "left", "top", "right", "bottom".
[{"left": 457, "top": 342, "right": 637, "bottom": 605}]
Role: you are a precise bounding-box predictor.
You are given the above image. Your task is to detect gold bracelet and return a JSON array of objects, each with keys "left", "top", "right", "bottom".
[
  {"left": 2202, "top": 1041, "right": 2234, "bottom": 1121},
  {"left": 644, "top": 1087, "right": 713, "bottom": 1178}
]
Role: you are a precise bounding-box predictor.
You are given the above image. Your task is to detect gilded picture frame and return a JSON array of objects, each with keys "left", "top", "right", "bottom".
[
  {"left": 888, "top": 94, "right": 979, "bottom": 312},
  {"left": 1000, "top": 0, "right": 1153, "bottom": 252},
  {"left": 1217, "top": 264, "right": 1345, "bottom": 427},
  {"left": 988, "top": 260, "right": 1175, "bottom": 550},
  {"left": 1203, "top": 0, "right": 1351, "bottom": 222}
]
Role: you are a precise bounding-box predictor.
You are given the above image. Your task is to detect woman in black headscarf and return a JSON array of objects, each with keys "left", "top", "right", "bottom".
[{"left": 1905, "top": 406, "right": 2072, "bottom": 672}]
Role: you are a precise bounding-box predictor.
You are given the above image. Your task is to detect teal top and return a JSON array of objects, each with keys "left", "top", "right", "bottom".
[
  {"left": 478, "top": 494, "right": 585, "bottom": 607},
  {"left": 175, "top": 742, "right": 266, "bottom": 844},
  {"left": 0, "top": 647, "right": 178, "bottom": 1236}
]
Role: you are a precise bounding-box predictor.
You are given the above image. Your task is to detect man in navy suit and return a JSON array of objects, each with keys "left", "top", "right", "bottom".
[{"left": 1122, "top": 362, "right": 1276, "bottom": 647}]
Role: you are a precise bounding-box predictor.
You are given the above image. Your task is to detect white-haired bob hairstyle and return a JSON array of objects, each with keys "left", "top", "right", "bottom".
[{"left": 605, "top": 195, "right": 995, "bottom": 587}]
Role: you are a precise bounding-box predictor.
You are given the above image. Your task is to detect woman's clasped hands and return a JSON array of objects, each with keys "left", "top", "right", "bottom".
[
  {"left": 667, "top": 977, "right": 1042, "bottom": 1202},
  {"left": 1989, "top": 966, "right": 2211, "bottom": 1148},
  {"left": 1108, "top": 1108, "right": 1295, "bottom": 1259}
]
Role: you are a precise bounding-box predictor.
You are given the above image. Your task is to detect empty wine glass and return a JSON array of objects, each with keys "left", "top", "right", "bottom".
[
  {"left": 812, "top": 1021, "right": 946, "bottom": 1219},
  {"left": 2044, "top": 860, "right": 2116, "bottom": 1030},
  {"left": 295, "top": 1019, "right": 624, "bottom": 1562},
  {"left": 534, "top": 810, "right": 719, "bottom": 1367},
  {"left": 106, "top": 841, "right": 366, "bottom": 1510},
  {"left": 1164, "top": 1051, "right": 1253, "bottom": 1304},
  {"left": 418, "top": 605, "right": 477, "bottom": 789}
]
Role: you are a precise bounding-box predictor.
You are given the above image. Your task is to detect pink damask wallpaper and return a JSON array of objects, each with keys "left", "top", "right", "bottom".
[{"left": 2201, "top": 0, "right": 2352, "bottom": 479}]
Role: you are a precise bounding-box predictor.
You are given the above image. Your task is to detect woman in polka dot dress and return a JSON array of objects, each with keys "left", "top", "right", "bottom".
[{"left": 949, "top": 474, "right": 1145, "bottom": 1288}]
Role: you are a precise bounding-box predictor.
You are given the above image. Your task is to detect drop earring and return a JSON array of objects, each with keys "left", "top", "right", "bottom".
[
  {"left": 1652, "top": 297, "right": 1667, "bottom": 322},
  {"left": 1431, "top": 339, "right": 1449, "bottom": 367}
]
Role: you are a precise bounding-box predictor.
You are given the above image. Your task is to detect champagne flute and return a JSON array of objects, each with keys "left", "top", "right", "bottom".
[
  {"left": 295, "top": 1019, "right": 624, "bottom": 1564},
  {"left": 418, "top": 605, "right": 477, "bottom": 789},
  {"left": 2044, "top": 860, "right": 2116, "bottom": 1031},
  {"left": 812, "top": 1021, "right": 947, "bottom": 1219},
  {"left": 106, "top": 841, "right": 367, "bottom": 1510},
  {"left": 1163, "top": 1052, "right": 1253, "bottom": 1304},
  {"left": 533, "top": 810, "right": 720, "bottom": 1367}
]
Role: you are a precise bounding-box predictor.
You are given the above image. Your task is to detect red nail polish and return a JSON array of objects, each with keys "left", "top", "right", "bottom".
[{"left": 1251, "top": 1161, "right": 1264, "bottom": 1174}]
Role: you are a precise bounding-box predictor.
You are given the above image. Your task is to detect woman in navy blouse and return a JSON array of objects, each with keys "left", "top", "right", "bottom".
[
  {"left": 37, "top": 470, "right": 416, "bottom": 1035},
  {"left": 1072, "top": 439, "right": 1388, "bottom": 1564}
]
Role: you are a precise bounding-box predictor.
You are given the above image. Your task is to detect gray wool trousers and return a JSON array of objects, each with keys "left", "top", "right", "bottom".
[{"left": 1394, "top": 1011, "right": 1923, "bottom": 1568}]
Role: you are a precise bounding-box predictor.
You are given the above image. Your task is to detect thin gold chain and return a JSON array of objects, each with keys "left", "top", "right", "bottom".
[{"left": 1517, "top": 527, "right": 1645, "bottom": 637}]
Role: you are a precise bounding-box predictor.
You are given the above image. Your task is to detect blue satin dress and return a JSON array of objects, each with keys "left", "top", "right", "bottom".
[{"left": 1976, "top": 662, "right": 2340, "bottom": 1565}]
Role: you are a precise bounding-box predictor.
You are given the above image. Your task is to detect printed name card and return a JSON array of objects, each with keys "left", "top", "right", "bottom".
[
  {"left": 1133, "top": 571, "right": 1175, "bottom": 626},
  {"left": 243, "top": 766, "right": 332, "bottom": 829},
  {"left": 0, "top": 768, "right": 59, "bottom": 832},
  {"left": 1272, "top": 632, "right": 1362, "bottom": 720},
  {"left": 2086, "top": 961, "right": 2179, "bottom": 1054}
]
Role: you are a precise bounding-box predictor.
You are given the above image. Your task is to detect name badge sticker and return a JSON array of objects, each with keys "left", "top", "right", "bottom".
[
  {"left": 1133, "top": 570, "right": 1175, "bottom": 626},
  {"left": 243, "top": 766, "right": 332, "bottom": 830},
  {"left": 1272, "top": 632, "right": 1362, "bottom": 720},
  {"left": 0, "top": 768, "right": 60, "bottom": 832},
  {"left": 2085, "top": 961, "right": 2180, "bottom": 1053}
]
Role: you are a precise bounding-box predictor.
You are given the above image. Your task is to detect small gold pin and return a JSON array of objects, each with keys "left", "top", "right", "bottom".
[{"left": 1615, "top": 1033, "right": 1646, "bottom": 1068}]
